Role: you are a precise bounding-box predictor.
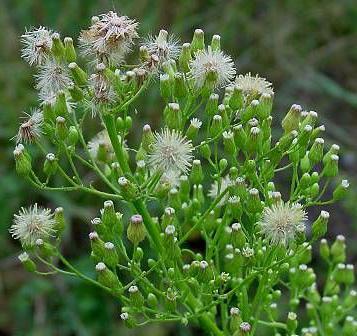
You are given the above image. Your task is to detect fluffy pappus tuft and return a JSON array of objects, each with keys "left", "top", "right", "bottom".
[
  {"left": 21, "top": 26, "right": 53, "bottom": 66},
  {"left": 142, "top": 30, "right": 181, "bottom": 63},
  {"left": 148, "top": 128, "right": 193, "bottom": 174},
  {"left": 260, "top": 202, "right": 307, "bottom": 246},
  {"left": 14, "top": 109, "right": 43, "bottom": 144},
  {"left": 79, "top": 11, "right": 139, "bottom": 65},
  {"left": 10, "top": 204, "right": 56, "bottom": 247},
  {"left": 189, "top": 47, "right": 236, "bottom": 89},
  {"left": 35, "top": 60, "right": 72, "bottom": 97},
  {"left": 235, "top": 72, "right": 274, "bottom": 97}
]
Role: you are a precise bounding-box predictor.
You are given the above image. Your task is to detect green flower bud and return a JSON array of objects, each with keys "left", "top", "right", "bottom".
[
  {"left": 35, "top": 238, "right": 56, "bottom": 257},
  {"left": 103, "top": 242, "right": 119, "bottom": 268},
  {"left": 43, "top": 153, "right": 58, "bottom": 176},
  {"left": 95, "top": 262, "right": 121, "bottom": 289},
  {"left": 164, "top": 103, "right": 181, "bottom": 130},
  {"left": 127, "top": 214, "right": 146, "bottom": 246},
  {"left": 18, "top": 252, "right": 36, "bottom": 272},
  {"left": 286, "top": 312, "right": 298, "bottom": 333},
  {"left": 311, "top": 210, "right": 330, "bottom": 241},
  {"left": 168, "top": 187, "right": 181, "bottom": 210},
  {"left": 233, "top": 124, "right": 247, "bottom": 150},
  {"left": 198, "top": 260, "right": 213, "bottom": 282},
  {"left": 42, "top": 101, "right": 56, "bottom": 123},
  {"left": 55, "top": 116, "right": 68, "bottom": 140},
  {"left": 301, "top": 110, "right": 318, "bottom": 129},
  {"left": 160, "top": 73, "right": 172, "bottom": 100},
  {"left": 68, "top": 82, "right": 83, "bottom": 101},
  {"left": 54, "top": 207, "right": 65, "bottom": 236},
  {"left": 229, "top": 307, "right": 242, "bottom": 332},
  {"left": 320, "top": 239, "right": 330, "bottom": 261},
  {"left": 239, "top": 321, "right": 251, "bottom": 334},
  {"left": 310, "top": 171, "right": 320, "bottom": 184},
  {"left": 210, "top": 34, "right": 221, "bottom": 51},
  {"left": 161, "top": 207, "right": 175, "bottom": 229},
  {"left": 64, "top": 36, "right": 76, "bottom": 62},
  {"left": 241, "top": 99, "right": 259, "bottom": 123},
  {"left": 139, "top": 45, "right": 149, "bottom": 62},
  {"left": 128, "top": 285, "right": 144, "bottom": 307},
  {"left": 300, "top": 153, "right": 311, "bottom": 173},
  {"left": 228, "top": 196, "right": 242, "bottom": 220},
  {"left": 219, "top": 158, "right": 228, "bottom": 172},
  {"left": 258, "top": 93, "right": 273, "bottom": 120},
  {"left": 282, "top": 104, "right": 302, "bottom": 133},
  {"left": 246, "top": 188, "right": 262, "bottom": 213},
  {"left": 333, "top": 179, "right": 349, "bottom": 201},
  {"left": 206, "top": 93, "right": 219, "bottom": 117},
  {"left": 191, "top": 28, "right": 205, "bottom": 53},
  {"left": 147, "top": 293, "right": 159, "bottom": 309},
  {"left": 218, "top": 104, "right": 230, "bottom": 128},
  {"left": 14, "top": 144, "right": 32, "bottom": 176},
  {"left": 342, "top": 316, "right": 356, "bottom": 336},
  {"left": 141, "top": 125, "right": 155, "bottom": 153},
  {"left": 179, "top": 42, "right": 192, "bottom": 73},
  {"left": 309, "top": 137, "right": 324, "bottom": 165},
  {"left": 331, "top": 235, "right": 346, "bottom": 264},
  {"left": 51, "top": 32, "right": 65, "bottom": 58},
  {"left": 186, "top": 118, "right": 202, "bottom": 140},
  {"left": 309, "top": 182, "right": 320, "bottom": 198},
  {"left": 199, "top": 142, "right": 211, "bottom": 160},
  {"left": 323, "top": 144, "right": 340, "bottom": 165},
  {"left": 174, "top": 72, "right": 186, "bottom": 98},
  {"left": 322, "top": 154, "right": 339, "bottom": 177},
  {"left": 210, "top": 115, "right": 223, "bottom": 138},
  {"left": 163, "top": 225, "right": 179, "bottom": 260},
  {"left": 190, "top": 159, "right": 204, "bottom": 185},
  {"left": 118, "top": 177, "right": 139, "bottom": 201},
  {"left": 229, "top": 85, "right": 244, "bottom": 110},
  {"left": 231, "top": 223, "right": 246, "bottom": 248},
  {"left": 297, "top": 124, "right": 313, "bottom": 149},
  {"left": 247, "top": 126, "right": 262, "bottom": 155},
  {"left": 68, "top": 62, "right": 87, "bottom": 86},
  {"left": 67, "top": 126, "right": 79, "bottom": 146},
  {"left": 125, "top": 116, "right": 132, "bottom": 130},
  {"left": 223, "top": 130, "right": 236, "bottom": 156},
  {"left": 89, "top": 231, "right": 106, "bottom": 257},
  {"left": 165, "top": 287, "right": 178, "bottom": 312},
  {"left": 120, "top": 312, "right": 136, "bottom": 328}
]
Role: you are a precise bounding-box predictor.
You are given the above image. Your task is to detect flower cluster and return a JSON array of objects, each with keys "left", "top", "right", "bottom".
[{"left": 11, "top": 11, "right": 356, "bottom": 336}]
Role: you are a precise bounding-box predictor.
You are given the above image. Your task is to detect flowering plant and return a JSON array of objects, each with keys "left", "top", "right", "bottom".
[{"left": 11, "top": 11, "right": 356, "bottom": 335}]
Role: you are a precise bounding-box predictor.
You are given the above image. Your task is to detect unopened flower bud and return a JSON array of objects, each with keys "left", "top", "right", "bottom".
[
  {"left": 68, "top": 62, "right": 87, "bottom": 86},
  {"left": 51, "top": 32, "right": 65, "bottom": 57},
  {"left": 14, "top": 144, "right": 32, "bottom": 176},
  {"left": 118, "top": 177, "right": 138, "bottom": 201},
  {"left": 179, "top": 43, "right": 192, "bottom": 73},
  {"left": 18, "top": 252, "right": 36, "bottom": 272},
  {"left": 333, "top": 179, "right": 349, "bottom": 201},
  {"left": 128, "top": 285, "right": 144, "bottom": 307},
  {"left": 311, "top": 210, "right": 330, "bottom": 241},
  {"left": 43, "top": 153, "right": 58, "bottom": 176},
  {"left": 64, "top": 36, "right": 76, "bottom": 62},
  {"left": 95, "top": 262, "right": 121, "bottom": 289},
  {"left": 191, "top": 28, "right": 205, "bottom": 53},
  {"left": 322, "top": 154, "right": 339, "bottom": 177},
  {"left": 320, "top": 239, "right": 330, "bottom": 261},
  {"left": 186, "top": 118, "right": 202, "bottom": 140},
  {"left": 223, "top": 130, "right": 236, "bottom": 156},
  {"left": 127, "top": 214, "right": 146, "bottom": 246},
  {"left": 331, "top": 235, "right": 346, "bottom": 264},
  {"left": 190, "top": 159, "right": 204, "bottom": 185},
  {"left": 210, "top": 115, "right": 223, "bottom": 138},
  {"left": 164, "top": 102, "right": 181, "bottom": 129},
  {"left": 282, "top": 104, "right": 302, "bottom": 133},
  {"left": 141, "top": 124, "right": 155, "bottom": 152}
]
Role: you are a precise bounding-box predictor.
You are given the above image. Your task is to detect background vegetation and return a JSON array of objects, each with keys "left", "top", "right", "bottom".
[{"left": 0, "top": 0, "right": 356, "bottom": 335}]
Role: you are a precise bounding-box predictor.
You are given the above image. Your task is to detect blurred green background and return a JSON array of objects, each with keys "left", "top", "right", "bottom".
[{"left": 0, "top": 0, "right": 356, "bottom": 335}]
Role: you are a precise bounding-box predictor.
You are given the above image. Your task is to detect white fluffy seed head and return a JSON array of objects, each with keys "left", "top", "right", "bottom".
[
  {"left": 189, "top": 47, "right": 236, "bottom": 88},
  {"left": 15, "top": 109, "right": 43, "bottom": 144},
  {"left": 148, "top": 128, "right": 193, "bottom": 174},
  {"left": 142, "top": 30, "right": 181, "bottom": 63},
  {"left": 235, "top": 72, "right": 274, "bottom": 97},
  {"left": 21, "top": 26, "right": 53, "bottom": 66},
  {"left": 260, "top": 202, "right": 307, "bottom": 246},
  {"left": 79, "top": 11, "right": 138, "bottom": 65},
  {"left": 10, "top": 204, "right": 56, "bottom": 247}
]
